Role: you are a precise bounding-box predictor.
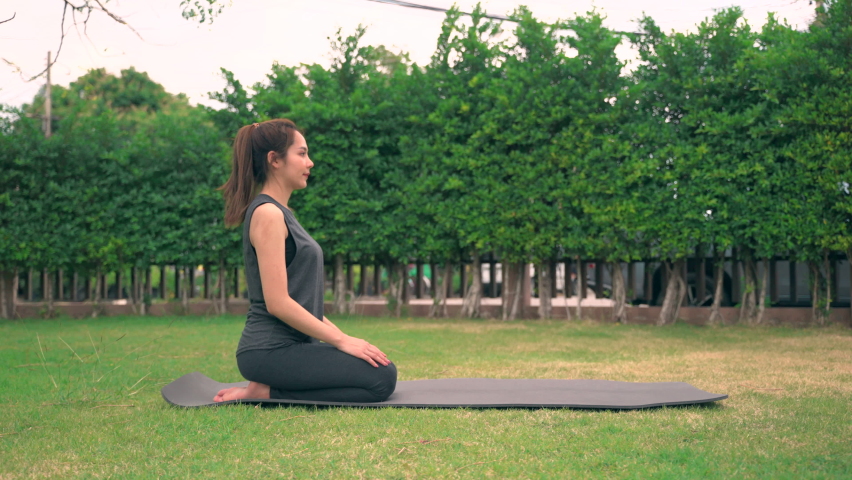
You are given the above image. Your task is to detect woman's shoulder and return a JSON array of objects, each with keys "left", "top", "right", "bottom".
[
  {"left": 249, "top": 203, "right": 288, "bottom": 247},
  {"left": 251, "top": 194, "right": 293, "bottom": 214},
  {"left": 252, "top": 202, "right": 286, "bottom": 224}
]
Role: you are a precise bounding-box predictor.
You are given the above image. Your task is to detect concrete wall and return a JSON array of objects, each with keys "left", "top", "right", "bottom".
[{"left": 343, "top": 302, "right": 851, "bottom": 327}]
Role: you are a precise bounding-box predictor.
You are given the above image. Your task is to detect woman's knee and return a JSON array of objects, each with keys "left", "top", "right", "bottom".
[
  {"left": 368, "top": 362, "right": 397, "bottom": 402},
  {"left": 236, "top": 350, "right": 261, "bottom": 382}
]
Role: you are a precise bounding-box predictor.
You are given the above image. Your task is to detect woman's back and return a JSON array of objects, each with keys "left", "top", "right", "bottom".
[{"left": 236, "top": 193, "right": 325, "bottom": 354}]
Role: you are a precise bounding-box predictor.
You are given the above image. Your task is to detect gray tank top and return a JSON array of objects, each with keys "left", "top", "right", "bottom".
[{"left": 236, "top": 194, "right": 325, "bottom": 354}]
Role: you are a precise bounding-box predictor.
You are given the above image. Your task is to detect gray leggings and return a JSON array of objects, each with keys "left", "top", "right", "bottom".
[{"left": 237, "top": 341, "right": 397, "bottom": 403}]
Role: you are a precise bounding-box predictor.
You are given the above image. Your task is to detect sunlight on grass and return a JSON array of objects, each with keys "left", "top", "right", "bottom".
[{"left": 1, "top": 315, "right": 850, "bottom": 479}]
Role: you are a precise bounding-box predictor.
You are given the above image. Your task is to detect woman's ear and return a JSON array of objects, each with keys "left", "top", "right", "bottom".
[{"left": 266, "top": 150, "right": 279, "bottom": 169}]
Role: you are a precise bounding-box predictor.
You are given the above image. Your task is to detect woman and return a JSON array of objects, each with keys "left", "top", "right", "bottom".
[{"left": 214, "top": 119, "right": 397, "bottom": 403}]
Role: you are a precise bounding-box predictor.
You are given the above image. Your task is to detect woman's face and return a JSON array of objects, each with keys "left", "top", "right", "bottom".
[{"left": 280, "top": 130, "right": 313, "bottom": 190}]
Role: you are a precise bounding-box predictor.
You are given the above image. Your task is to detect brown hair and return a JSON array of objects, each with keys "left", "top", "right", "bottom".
[{"left": 219, "top": 119, "right": 299, "bottom": 227}]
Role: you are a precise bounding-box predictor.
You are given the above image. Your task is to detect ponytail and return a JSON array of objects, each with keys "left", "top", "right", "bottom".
[
  {"left": 219, "top": 119, "right": 299, "bottom": 227},
  {"left": 220, "top": 125, "right": 256, "bottom": 227}
]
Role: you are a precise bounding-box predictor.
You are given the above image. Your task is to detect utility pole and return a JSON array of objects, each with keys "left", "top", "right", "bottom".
[
  {"left": 43, "top": 51, "right": 52, "bottom": 137},
  {"left": 44, "top": 51, "right": 54, "bottom": 317}
]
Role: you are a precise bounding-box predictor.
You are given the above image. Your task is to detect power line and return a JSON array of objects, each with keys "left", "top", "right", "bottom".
[
  {"left": 364, "top": 0, "right": 646, "bottom": 35},
  {"left": 365, "top": 0, "right": 510, "bottom": 21}
]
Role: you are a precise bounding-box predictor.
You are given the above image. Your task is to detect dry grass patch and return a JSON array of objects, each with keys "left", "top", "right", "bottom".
[{"left": 390, "top": 320, "right": 535, "bottom": 334}]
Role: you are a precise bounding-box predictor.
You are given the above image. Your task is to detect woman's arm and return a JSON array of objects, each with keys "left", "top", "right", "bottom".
[
  {"left": 321, "top": 317, "right": 388, "bottom": 365},
  {"left": 251, "top": 203, "right": 389, "bottom": 367},
  {"left": 322, "top": 316, "right": 344, "bottom": 336}
]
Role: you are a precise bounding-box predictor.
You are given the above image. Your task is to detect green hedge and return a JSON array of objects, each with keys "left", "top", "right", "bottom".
[{"left": 2, "top": 3, "right": 850, "bottom": 285}]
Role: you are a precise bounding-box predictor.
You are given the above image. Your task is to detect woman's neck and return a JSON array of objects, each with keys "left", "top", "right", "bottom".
[{"left": 259, "top": 181, "right": 292, "bottom": 210}]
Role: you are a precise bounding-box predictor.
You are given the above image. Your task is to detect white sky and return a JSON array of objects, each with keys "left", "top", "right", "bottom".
[{"left": 0, "top": 0, "right": 817, "bottom": 109}]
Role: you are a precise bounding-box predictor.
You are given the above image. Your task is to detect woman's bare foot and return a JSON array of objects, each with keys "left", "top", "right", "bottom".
[{"left": 213, "top": 381, "right": 271, "bottom": 402}]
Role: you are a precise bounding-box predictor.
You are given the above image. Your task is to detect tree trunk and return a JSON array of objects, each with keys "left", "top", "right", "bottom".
[
  {"left": 10, "top": 268, "right": 18, "bottom": 318},
  {"left": 386, "top": 261, "right": 405, "bottom": 317},
  {"left": 574, "top": 258, "right": 583, "bottom": 321},
  {"left": 129, "top": 267, "right": 136, "bottom": 314},
  {"left": 755, "top": 258, "right": 768, "bottom": 325},
  {"left": 611, "top": 261, "right": 627, "bottom": 323},
  {"left": 181, "top": 266, "right": 190, "bottom": 314},
  {"left": 807, "top": 260, "right": 830, "bottom": 326},
  {"left": 503, "top": 262, "right": 523, "bottom": 321},
  {"left": 461, "top": 251, "right": 482, "bottom": 319},
  {"left": 133, "top": 267, "right": 143, "bottom": 315},
  {"left": 738, "top": 256, "right": 757, "bottom": 325},
  {"left": 561, "top": 259, "right": 573, "bottom": 321},
  {"left": 224, "top": 265, "right": 231, "bottom": 313},
  {"left": 138, "top": 269, "right": 145, "bottom": 315},
  {"left": 848, "top": 248, "right": 852, "bottom": 326},
  {"left": 501, "top": 261, "right": 514, "bottom": 321},
  {"left": 514, "top": 262, "right": 523, "bottom": 320},
  {"left": 657, "top": 259, "right": 687, "bottom": 326},
  {"left": 537, "top": 260, "right": 553, "bottom": 320},
  {"left": 809, "top": 261, "right": 819, "bottom": 326},
  {"left": 824, "top": 251, "right": 832, "bottom": 324},
  {"left": 142, "top": 268, "right": 149, "bottom": 315},
  {"left": 708, "top": 250, "right": 725, "bottom": 325},
  {"left": 225, "top": 268, "right": 233, "bottom": 311},
  {"left": 43, "top": 269, "right": 54, "bottom": 318},
  {"left": 130, "top": 267, "right": 139, "bottom": 315},
  {"left": 218, "top": 259, "right": 227, "bottom": 315},
  {"left": 333, "top": 253, "right": 346, "bottom": 315},
  {"left": 346, "top": 264, "right": 357, "bottom": 314},
  {"left": 501, "top": 261, "right": 510, "bottom": 321},
  {"left": 574, "top": 257, "right": 586, "bottom": 320},
  {"left": 92, "top": 269, "right": 102, "bottom": 318},
  {"left": 13, "top": 268, "right": 18, "bottom": 318},
  {"left": 429, "top": 262, "right": 452, "bottom": 318},
  {"left": 0, "top": 269, "right": 10, "bottom": 319},
  {"left": 145, "top": 267, "right": 152, "bottom": 305},
  {"left": 0, "top": 271, "right": 7, "bottom": 320}
]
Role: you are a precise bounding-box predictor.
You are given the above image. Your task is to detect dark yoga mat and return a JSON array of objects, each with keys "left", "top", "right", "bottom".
[{"left": 162, "top": 372, "right": 727, "bottom": 409}]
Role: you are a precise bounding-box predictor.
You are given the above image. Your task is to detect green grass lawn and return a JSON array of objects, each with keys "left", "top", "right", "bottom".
[{"left": 1, "top": 315, "right": 850, "bottom": 479}]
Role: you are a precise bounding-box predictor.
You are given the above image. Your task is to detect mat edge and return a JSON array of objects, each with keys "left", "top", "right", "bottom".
[{"left": 161, "top": 372, "right": 729, "bottom": 409}]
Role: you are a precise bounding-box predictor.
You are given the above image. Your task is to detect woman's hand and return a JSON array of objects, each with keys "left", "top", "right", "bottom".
[{"left": 334, "top": 335, "right": 390, "bottom": 368}]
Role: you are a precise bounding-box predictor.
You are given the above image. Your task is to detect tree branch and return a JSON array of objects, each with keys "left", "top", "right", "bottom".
[
  {"left": 5, "top": 1, "right": 148, "bottom": 82},
  {"left": 91, "top": 0, "right": 144, "bottom": 40},
  {"left": 9, "top": 3, "right": 72, "bottom": 82}
]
